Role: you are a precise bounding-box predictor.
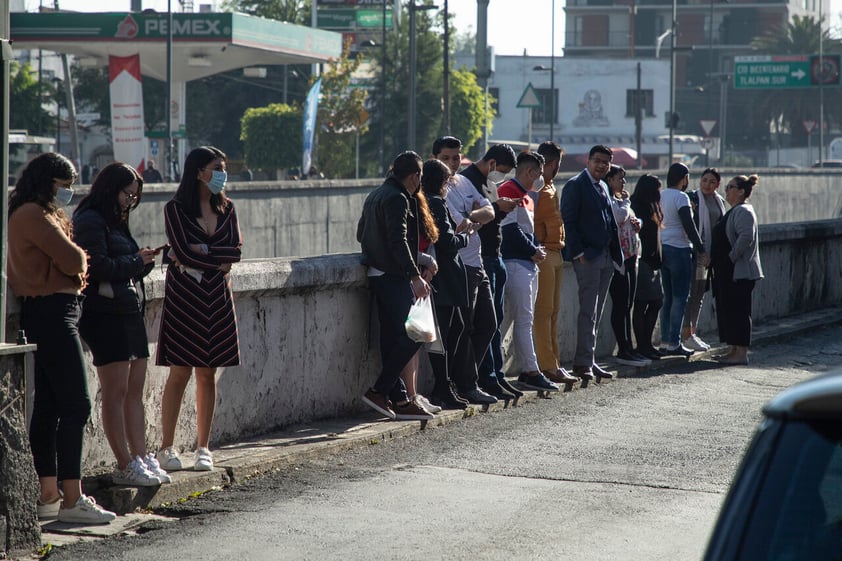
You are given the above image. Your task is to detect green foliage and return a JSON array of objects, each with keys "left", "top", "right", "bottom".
[
  {"left": 746, "top": 15, "right": 842, "bottom": 146},
  {"left": 449, "top": 68, "right": 493, "bottom": 154},
  {"left": 9, "top": 62, "right": 53, "bottom": 135},
  {"left": 315, "top": 43, "right": 370, "bottom": 178},
  {"left": 220, "top": 0, "right": 311, "bottom": 23},
  {"left": 240, "top": 103, "right": 302, "bottom": 171}
]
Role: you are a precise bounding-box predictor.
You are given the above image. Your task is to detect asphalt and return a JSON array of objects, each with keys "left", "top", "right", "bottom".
[{"left": 36, "top": 305, "right": 842, "bottom": 551}]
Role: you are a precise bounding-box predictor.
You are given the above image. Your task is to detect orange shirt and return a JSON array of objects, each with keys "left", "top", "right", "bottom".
[
  {"left": 8, "top": 203, "right": 87, "bottom": 297},
  {"left": 534, "top": 182, "right": 566, "bottom": 251}
]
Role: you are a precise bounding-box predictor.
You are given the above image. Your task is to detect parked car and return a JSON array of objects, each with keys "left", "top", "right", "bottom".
[
  {"left": 811, "top": 160, "right": 842, "bottom": 168},
  {"left": 703, "top": 372, "right": 842, "bottom": 560}
]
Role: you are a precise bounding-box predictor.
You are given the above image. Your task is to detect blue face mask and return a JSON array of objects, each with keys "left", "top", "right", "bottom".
[
  {"left": 207, "top": 170, "right": 227, "bottom": 194},
  {"left": 54, "top": 187, "right": 74, "bottom": 207}
]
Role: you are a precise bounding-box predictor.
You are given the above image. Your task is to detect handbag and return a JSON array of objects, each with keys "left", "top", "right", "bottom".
[{"left": 405, "top": 295, "right": 437, "bottom": 343}]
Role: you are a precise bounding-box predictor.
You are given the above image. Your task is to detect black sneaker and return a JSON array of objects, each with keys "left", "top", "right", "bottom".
[
  {"left": 458, "top": 387, "right": 498, "bottom": 405},
  {"left": 517, "top": 373, "right": 560, "bottom": 392},
  {"left": 429, "top": 388, "right": 469, "bottom": 410},
  {"left": 635, "top": 347, "right": 662, "bottom": 361},
  {"left": 480, "top": 378, "right": 516, "bottom": 401},
  {"left": 497, "top": 376, "right": 524, "bottom": 398},
  {"left": 615, "top": 351, "right": 651, "bottom": 367}
]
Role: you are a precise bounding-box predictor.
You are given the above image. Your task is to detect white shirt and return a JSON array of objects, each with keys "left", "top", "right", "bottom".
[
  {"left": 445, "top": 174, "right": 491, "bottom": 268},
  {"left": 660, "top": 188, "right": 692, "bottom": 248}
]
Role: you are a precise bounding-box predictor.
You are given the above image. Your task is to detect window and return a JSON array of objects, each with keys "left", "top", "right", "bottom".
[
  {"left": 625, "top": 89, "right": 655, "bottom": 118},
  {"left": 531, "top": 88, "right": 559, "bottom": 125}
]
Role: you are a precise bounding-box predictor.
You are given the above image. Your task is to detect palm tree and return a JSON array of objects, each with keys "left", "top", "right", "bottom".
[{"left": 746, "top": 15, "right": 842, "bottom": 146}]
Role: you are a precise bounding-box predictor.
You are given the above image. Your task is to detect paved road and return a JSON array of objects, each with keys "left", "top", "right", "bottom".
[{"left": 47, "top": 325, "right": 842, "bottom": 561}]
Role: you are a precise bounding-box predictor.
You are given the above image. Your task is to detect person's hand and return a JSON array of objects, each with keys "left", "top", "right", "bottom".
[
  {"left": 497, "top": 197, "right": 520, "bottom": 213},
  {"left": 621, "top": 189, "right": 630, "bottom": 200},
  {"left": 166, "top": 248, "right": 181, "bottom": 268},
  {"left": 139, "top": 247, "right": 157, "bottom": 265},
  {"left": 421, "top": 267, "right": 435, "bottom": 283},
  {"left": 410, "top": 275, "right": 430, "bottom": 299},
  {"left": 532, "top": 246, "right": 547, "bottom": 263},
  {"left": 219, "top": 262, "right": 232, "bottom": 273},
  {"left": 630, "top": 217, "right": 641, "bottom": 233},
  {"left": 456, "top": 218, "right": 471, "bottom": 234}
]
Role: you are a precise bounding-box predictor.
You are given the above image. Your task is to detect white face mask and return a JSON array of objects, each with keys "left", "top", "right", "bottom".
[
  {"left": 532, "top": 175, "right": 545, "bottom": 192},
  {"left": 487, "top": 170, "right": 507, "bottom": 184},
  {"left": 54, "top": 187, "right": 74, "bottom": 207}
]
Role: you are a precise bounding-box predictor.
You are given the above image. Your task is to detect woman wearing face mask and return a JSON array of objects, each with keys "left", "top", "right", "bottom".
[
  {"left": 8, "top": 153, "right": 117, "bottom": 524},
  {"left": 498, "top": 151, "right": 558, "bottom": 393},
  {"left": 73, "top": 162, "right": 170, "bottom": 488},
  {"left": 156, "top": 146, "right": 243, "bottom": 472}
]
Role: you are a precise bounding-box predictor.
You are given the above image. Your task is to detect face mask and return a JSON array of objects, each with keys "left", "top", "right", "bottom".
[
  {"left": 207, "top": 170, "right": 227, "bottom": 194},
  {"left": 487, "top": 170, "right": 507, "bottom": 184},
  {"left": 54, "top": 187, "right": 74, "bottom": 207},
  {"left": 532, "top": 175, "right": 545, "bottom": 192}
]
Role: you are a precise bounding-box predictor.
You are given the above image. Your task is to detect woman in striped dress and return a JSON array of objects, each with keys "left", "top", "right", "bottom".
[{"left": 156, "top": 146, "right": 242, "bottom": 472}]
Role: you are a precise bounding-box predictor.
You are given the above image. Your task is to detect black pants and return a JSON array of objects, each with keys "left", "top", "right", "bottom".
[
  {"left": 633, "top": 298, "right": 662, "bottom": 352},
  {"left": 428, "top": 305, "right": 465, "bottom": 394},
  {"left": 370, "top": 274, "right": 420, "bottom": 403},
  {"left": 22, "top": 293, "right": 91, "bottom": 481},
  {"left": 715, "top": 278, "right": 756, "bottom": 347},
  {"left": 457, "top": 265, "right": 497, "bottom": 391},
  {"left": 609, "top": 257, "right": 638, "bottom": 352}
]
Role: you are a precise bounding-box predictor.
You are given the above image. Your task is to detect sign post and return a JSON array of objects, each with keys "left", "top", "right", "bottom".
[
  {"left": 516, "top": 82, "right": 542, "bottom": 150},
  {"left": 804, "top": 119, "right": 817, "bottom": 165}
]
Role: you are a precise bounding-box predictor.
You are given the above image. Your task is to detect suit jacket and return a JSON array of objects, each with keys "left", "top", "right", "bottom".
[
  {"left": 428, "top": 195, "right": 470, "bottom": 308},
  {"left": 726, "top": 203, "right": 764, "bottom": 281},
  {"left": 559, "top": 170, "right": 622, "bottom": 265}
]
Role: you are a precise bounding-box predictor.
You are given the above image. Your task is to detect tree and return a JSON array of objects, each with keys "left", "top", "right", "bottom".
[
  {"left": 448, "top": 68, "right": 493, "bottom": 155},
  {"left": 314, "top": 43, "right": 370, "bottom": 178},
  {"left": 9, "top": 62, "right": 54, "bottom": 135},
  {"left": 240, "top": 103, "right": 302, "bottom": 174},
  {"left": 746, "top": 15, "right": 842, "bottom": 146}
]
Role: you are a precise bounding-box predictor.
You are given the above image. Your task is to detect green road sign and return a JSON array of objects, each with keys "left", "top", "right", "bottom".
[
  {"left": 734, "top": 55, "right": 841, "bottom": 89},
  {"left": 317, "top": 8, "right": 392, "bottom": 30}
]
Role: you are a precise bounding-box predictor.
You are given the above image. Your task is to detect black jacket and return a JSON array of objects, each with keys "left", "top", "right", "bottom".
[
  {"left": 459, "top": 163, "right": 507, "bottom": 258},
  {"left": 631, "top": 201, "right": 662, "bottom": 270},
  {"left": 356, "top": 176, "right": 421, "bottom": 279},
  {"left": 428, "top": 195, "right": 469, "bottom": 308},
  {"left": 73, "top": 208, "right": 153, "bottom": 314}
]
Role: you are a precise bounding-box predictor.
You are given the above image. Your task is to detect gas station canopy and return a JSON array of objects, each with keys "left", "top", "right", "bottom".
[{"left": 10, "top": 11, "right": 343, "bottom": 81}]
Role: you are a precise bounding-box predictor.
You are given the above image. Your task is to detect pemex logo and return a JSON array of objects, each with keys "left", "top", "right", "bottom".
[{"left": 115, "top": 15, "right": 139, "bottom": 39}]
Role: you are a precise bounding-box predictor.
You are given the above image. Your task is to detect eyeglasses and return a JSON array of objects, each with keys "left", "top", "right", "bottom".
[{"left": 122, "top": 190, "right": 138, "bottom": 203}]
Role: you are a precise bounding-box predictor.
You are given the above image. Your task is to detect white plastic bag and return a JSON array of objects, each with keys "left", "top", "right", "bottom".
[{"left": 405, "top": 296, "right": 437, "bottom": 343}]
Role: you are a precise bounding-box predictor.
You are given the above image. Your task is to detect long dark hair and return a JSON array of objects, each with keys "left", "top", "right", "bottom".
[
  {"left": 10, "top": 152, "right": 77, "bottom": 235},
  {"left": 74, "top": 162, "right": 143, "bottom": 228},
  {"left": 174, "top": 146, "right": 228, "bottom": 217},
  {"left": 630, "top": 174, "right": 663, "bottom": 226},
  {"left": 421, "top": 159, "right": 450, "bottom": 198}
]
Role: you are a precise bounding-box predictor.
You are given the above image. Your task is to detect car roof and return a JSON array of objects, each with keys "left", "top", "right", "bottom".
[{"left": 763, "top": 372, "right": 842, "bottom": 419}]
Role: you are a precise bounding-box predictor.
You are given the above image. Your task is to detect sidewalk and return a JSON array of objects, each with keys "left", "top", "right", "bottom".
[{"left": 38, "top": 306, "right": 842, "bottom": 548}]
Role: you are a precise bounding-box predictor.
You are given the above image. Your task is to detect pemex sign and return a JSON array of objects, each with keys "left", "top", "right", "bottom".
[{"left": 735, "top": 55, "right": 841, "bottom": 89}]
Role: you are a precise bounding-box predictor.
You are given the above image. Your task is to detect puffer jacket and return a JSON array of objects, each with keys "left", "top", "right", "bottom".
[{"left": 72, "top": 208, "right": 154, "bottom": 314}]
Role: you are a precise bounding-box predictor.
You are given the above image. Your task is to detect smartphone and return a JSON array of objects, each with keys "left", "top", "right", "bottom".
[{"left": 153, "top": 243, "right": 169, "bottom": 254}]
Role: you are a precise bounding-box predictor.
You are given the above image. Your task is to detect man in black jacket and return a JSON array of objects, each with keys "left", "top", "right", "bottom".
[{"left": 357, "top": 151, "right": 434, "bottom": 421}]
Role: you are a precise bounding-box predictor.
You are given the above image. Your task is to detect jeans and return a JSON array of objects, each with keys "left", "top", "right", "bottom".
[
  {"left": 571, "top": 248, "right": 614, "bottom": 368},
  {"left": 369, "top": 274, "right": 420, "bottom": 403},
  {"left": 504, "top": 259, "right": 540, "bottom": 373},
  {"left": 479, "top": 255, "right": 506, "bottom": 380},
  {"left": 659, "top": 244, "right": 694, "bottom": 347},
  {"left": 22, "top": 293, "right": 91, "bottom": 481}
]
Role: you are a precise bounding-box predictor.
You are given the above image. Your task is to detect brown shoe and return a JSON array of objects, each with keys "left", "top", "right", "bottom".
[
  {"left": 393, "top": 400, "right": 435, "bottom": 421},
  {"left": 362, "top": 389, "right": 396, "bottom": 419},
  {"left": 572, "top": 366, "right": 595, "bottom": 381},
  {"left": 544, "top": 368, "right": 578, "bottom": 384}
]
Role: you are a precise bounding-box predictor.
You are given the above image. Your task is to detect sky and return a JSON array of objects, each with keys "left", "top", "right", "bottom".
[{"left": 21, "top": 0, "right": 564, "bottom": 56}]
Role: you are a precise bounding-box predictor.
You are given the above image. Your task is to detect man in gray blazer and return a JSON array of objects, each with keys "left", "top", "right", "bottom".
[{"left": 560, "top": 145, "right": 623, "bottom": 380}]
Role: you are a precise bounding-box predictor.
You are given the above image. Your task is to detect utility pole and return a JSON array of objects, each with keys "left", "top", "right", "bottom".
[{"left": 443, "top": 0, "right": 450, "bottom": 134}]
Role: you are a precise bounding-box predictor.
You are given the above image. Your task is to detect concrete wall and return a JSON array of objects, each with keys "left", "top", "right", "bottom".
[
  {"left": 9, "top": 217, "right": 840, "bottom": 471},
  {"left": 79, "top": 170, "right": 842, "bottom": 261}
]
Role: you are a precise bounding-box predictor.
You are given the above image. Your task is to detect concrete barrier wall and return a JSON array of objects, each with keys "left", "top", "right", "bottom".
[
  {"left": 77, "top": 169, "right": 842, "bottom": 260},
  {"left": 9, "top": 218, "right": 842, "bottom": 471}
]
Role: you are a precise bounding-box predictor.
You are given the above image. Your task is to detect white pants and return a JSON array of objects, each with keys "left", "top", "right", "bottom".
[{"left": 504, "top": 259, "right": 540, "bottom": 373}]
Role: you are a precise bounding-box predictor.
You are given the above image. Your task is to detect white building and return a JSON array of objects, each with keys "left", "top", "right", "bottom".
[{"left": 470, "top": 55, "right": 704, "bottom": 168}]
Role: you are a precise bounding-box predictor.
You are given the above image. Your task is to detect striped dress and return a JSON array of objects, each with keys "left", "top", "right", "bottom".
[{"left": 156, "top": 199, "right": 243, "bottom": 367}]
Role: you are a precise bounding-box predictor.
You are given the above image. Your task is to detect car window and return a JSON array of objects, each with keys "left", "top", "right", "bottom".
[{"left": 737, "top": 420, "right": 842, "bottom": 561}]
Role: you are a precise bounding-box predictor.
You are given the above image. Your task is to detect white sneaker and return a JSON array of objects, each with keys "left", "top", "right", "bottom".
[
  {"left": 36, "top": 496, "right": 62, "bottom": 520},
  {"left": 143, "top": 453, "right": 172, "bottom": 484},
  {"left": 684, "top": 334, "right": 711, "bottom": 352},
  {"left": 157, "top": 446, "right": 183, "bottom": 471},
  {"left": 57, "top": 495, "right": 117, "bottom": 525},
  {"left": 112, "top": 456, "right": 161, "bottom": 487},
  {"left": 414, "top": 394, "right": 442, "bottom": 414},
  {"left": 194, "top": 447, "right": 214, "bottom": 471}
]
